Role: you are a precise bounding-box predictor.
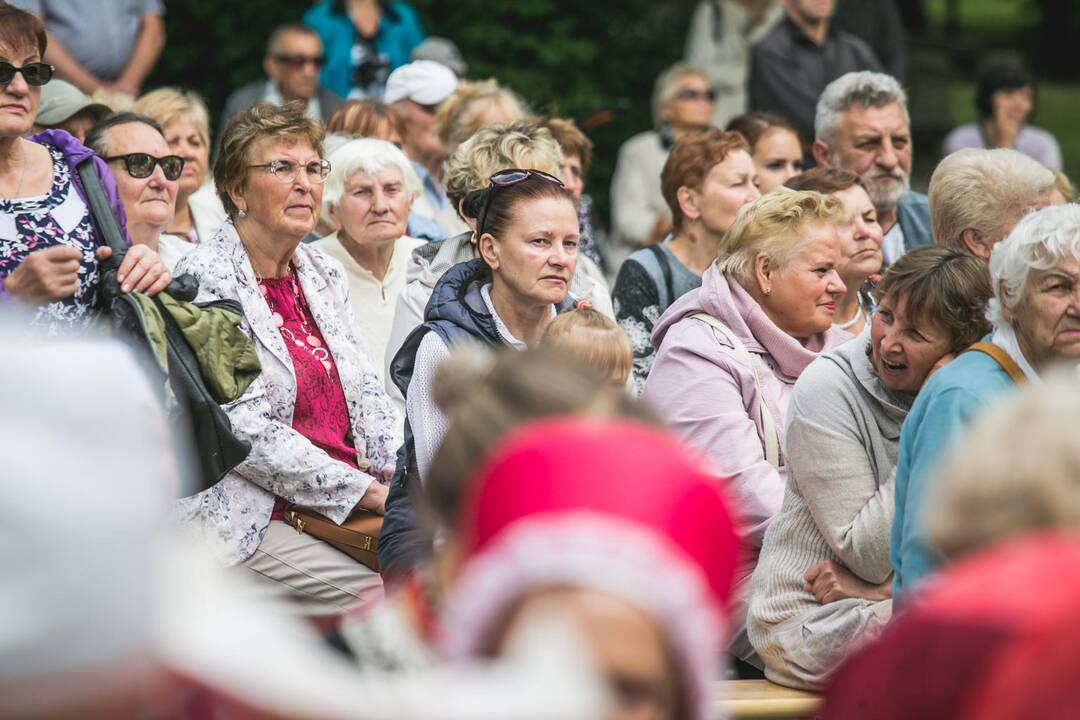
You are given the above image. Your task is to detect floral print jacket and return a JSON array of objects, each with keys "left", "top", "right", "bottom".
[{"left": 174, "top": 221, "right": 402, "bottom": 565}]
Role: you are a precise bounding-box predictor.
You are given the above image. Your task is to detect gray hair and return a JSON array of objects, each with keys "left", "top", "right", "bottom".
[
  {"left": 929, "top": 148, "right": 1055, "bottom": 252},
  {"left": 266, "top": 23, "right": 319, "bottom": 57},
  {"left": 321, "top": 138, "right": 422, "bottom": 225},
  {"left": 651, "top": 63, "right": 709, "bottom": 127},
  {"left": 988, "top": 203, "right": 1080, "bottom": 327},
  {"left": 814, "top": 71, "right": 909, "bottom": 144}
]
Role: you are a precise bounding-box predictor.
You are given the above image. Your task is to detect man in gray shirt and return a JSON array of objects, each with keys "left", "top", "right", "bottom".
[
  {"left": 11, "top": 0, "right": 165, "bottom": 97},
  {"left": 748, "top": 0, "right": 881, "bottom": 147}
]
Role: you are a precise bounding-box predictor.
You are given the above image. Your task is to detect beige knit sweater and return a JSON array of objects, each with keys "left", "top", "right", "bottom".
[{"left": 746, "top": 331, "right": 912, "bottom": 690}]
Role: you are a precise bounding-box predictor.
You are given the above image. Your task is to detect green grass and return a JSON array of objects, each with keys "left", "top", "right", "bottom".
[
  {"left": 947, "top": 82, "right": 1080, "bottom": 177},
  {"left": 923, "top": 0, "right": 1040, "bottom": 33}
]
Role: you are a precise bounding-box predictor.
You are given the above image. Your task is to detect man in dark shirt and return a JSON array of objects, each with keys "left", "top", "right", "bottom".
[{"left": 748, "top": 0, "right": 882, "bottom": 146}]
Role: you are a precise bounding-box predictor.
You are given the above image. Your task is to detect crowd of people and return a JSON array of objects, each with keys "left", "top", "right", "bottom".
[{"left": 2, "top": 0, "right": 1080, "bottom": 718}]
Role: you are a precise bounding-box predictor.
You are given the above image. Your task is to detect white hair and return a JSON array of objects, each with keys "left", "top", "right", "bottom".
[
  {"left": 988, "top": 203, "right": 1080, "bottom": 327},
  {"left": 651, "top": 62, "right": 709, "bottom": 127},
  {"left": 814, "top": 71, "right": 909, "bottom": 144},
  {"left": 321, "top": 138, "right": 421, "bottom": 225}
]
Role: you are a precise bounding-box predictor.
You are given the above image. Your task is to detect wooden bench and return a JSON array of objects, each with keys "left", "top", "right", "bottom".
[{"left": 715, "top": 679, "right": 822, "bottom": 719}]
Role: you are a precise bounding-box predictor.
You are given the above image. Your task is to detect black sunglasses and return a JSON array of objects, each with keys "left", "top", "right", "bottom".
[
  {"left": 272, "top": 54, "right": 324, "bottom": 69},
  {"left": 0, "top": 61, "right": 54, "bottom": 86},
  {"left": 476, "top": 169, "right": 565, "bottom": 238},
  {"left": 104, "top": 153, "right": 185, "bottom": 181},
  {"left": 675, "top": 88, "right": 716, "bottom": 102}
]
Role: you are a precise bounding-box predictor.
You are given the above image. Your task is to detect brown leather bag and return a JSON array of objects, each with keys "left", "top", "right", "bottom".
[
  {"left": 282, "top": 505, "right": 382, "bottom": 572},
  {"left": 963, "top": 341, "right": 1027, "bottom": 385}
]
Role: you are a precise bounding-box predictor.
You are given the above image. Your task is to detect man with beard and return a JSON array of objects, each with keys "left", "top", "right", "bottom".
[
  {"left": 812, "top": 71, "right": 931, "bottom": 266},
  {"left": 748, "top": 0, "right": 882, "bottom": 148}
]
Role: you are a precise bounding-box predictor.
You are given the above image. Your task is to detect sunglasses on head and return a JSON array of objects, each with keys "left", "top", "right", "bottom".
[
  {"left": 104, "top": 153, "right": 185, "bottom": 181},
  {"left": 675, "top": 87, "right": 716, "bottom": 102},
  {"left": 475, "top": 169, "right": 565, "bottom": 238},
  {"left": 0, "top": 61, "right": 54, "bottom": 86},
  {"left": 272, "top": 54, "right": 324, "bottom": 69}
]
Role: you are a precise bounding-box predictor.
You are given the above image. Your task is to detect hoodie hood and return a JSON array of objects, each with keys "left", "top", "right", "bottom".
[
  {"left": 651, "top": 263, "right": 846, "bottom": 380},
  {"left": 404, "top": 231, "right": 474, "bottom": 291}
]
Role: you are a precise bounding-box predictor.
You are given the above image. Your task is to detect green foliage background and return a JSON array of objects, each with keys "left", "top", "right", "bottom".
[{"left": 147, "top": 0, "right": 698, "bottom": 230}]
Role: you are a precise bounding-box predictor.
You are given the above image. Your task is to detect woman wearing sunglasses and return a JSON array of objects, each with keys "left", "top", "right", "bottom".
[
  {"left": 0, "top": 4, "right": 170, "bottom": 331},
  {"left": 379, "top": 169, "right": 581, "bottom": 579},
  {"left": 173, "top": 101, "right": 401, "bottom": 615}
]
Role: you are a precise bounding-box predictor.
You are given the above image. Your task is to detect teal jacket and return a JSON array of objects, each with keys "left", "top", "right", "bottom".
[
  {"left": 890, "top": 347, "right": 1017, "bottom": 602},
  {"left": 303, "top": 1, "right": 425, "bottom": 98},
  {"left": 896, "top": 191, "right": 932, "bottom": 254}
]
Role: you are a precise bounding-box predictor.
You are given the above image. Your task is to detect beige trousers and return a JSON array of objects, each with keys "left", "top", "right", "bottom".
[{"left": 241, "top": 520, "right": 384, "bottom": 616}]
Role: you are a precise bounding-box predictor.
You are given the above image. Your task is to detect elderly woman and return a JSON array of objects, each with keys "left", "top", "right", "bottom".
[
  {"left": 613, "top": 128, "right": 760, "bottom": 394},
  {"left": 787, "top": 169, "right": 883, "bottom": 335},
  {"left": 134, "top": 87, "right": 227, "bottom": 247},
  {"left": 726, "top": 111, "right": 804, "bottom": 194},
  {"left": 314, "top": 138, "right": 424, "bottom": 376},
  {"left": 0, "top": 4, "right": 168, "bottom": 328},
  {"left": 174, "top": 101, "right": 401, "bottom": 613},
  {"left": 644, "top": 190, "right": 850, "bottom": 671},
  {"left": 928, "top": 147, "right": 1056, "bottom": 261},
  {"left": 610, "top": 64, "right": 714, "bottom": 263},
  {"left": 383, "top": 121, "right": 614, "bottom": 407},
  {"left": 943, "top": 58, "right": 1062, "bottom": 171},
  {"left": 380, "top": 170, "right": 581, "bottom": 578},
  {"left": 747, "top": 246, "right": 992, "bottom": 690},
  {"left": 892, "top": 203, "right": 1080, "bottom": 602}
]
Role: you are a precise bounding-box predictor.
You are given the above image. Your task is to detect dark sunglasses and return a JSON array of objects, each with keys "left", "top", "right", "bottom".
[
  {"left": 272, "top": 54, "right": 324, "bottom": 69},
  {"left": 104, "top": 153, "right": 185, "bottom": 181},
  {"left": 476, "top": 169, "right": 565, "bottom": 238},
  {"left": 675, "top": 87, "right": 716, "bottom": 102},
  {"left": 0, "top": 61, "right": 54, "bottom": 86}
]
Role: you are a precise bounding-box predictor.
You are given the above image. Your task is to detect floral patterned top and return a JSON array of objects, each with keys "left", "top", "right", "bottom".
[
  {"left": 0, "top": 143, "right": 98, "bottom": 331},
  {"left": 260, "top": 268, "right": 359, "bottom": 521}
]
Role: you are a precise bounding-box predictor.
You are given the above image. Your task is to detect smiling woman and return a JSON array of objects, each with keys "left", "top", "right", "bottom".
[
  {"left": 0, "top": 2, "right": 170, "bottom": 330},
  {"left": 172, "top": 101, "right": 403, "bottom": 615}
]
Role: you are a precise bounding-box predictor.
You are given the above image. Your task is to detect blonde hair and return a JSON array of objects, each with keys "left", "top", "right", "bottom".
[
  {"left": 435, "top": 79, "right": 529, "bottom": 155},
  {"left": 1054, "top": 170, "right": 1076, "bottom": 203},
  {"left": 716, "top": 189, "right": 847, "bottom": 285},
  {"left": 133, "top": 87, "right": 211, "bottom": 150},
  {"left": 214, "top": 101, "right": 324, "bottom": 219},
  {"left": 925, "top": 374, "right": 1080, "bottom": 561},
  {"left": 929, "top": 148, "right": 1055, "bottom": 250},
  {"left": 443, "top": 121, "right": 563, "bottom": 213},
  {"left": 540, "top": 308, "right": 633, "bottom": 385}
]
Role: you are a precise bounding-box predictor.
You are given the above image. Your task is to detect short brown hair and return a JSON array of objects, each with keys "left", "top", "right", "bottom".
[
  {"left": 785, "top": 167, "right": 865, "bottom": 195},
  {"left": 661, "top": 128, "right": 749, "bottom": 232},
  {"left": 326, "top": 99, "right": 405, "bottom": 140},
  {"left": 424, "top": 347, "right": 660, "bottom": 529},
  {"left": 0, "top": 2, "right": 46, "bottom": 58},
  {"left": 725, "top": 111, "right": 800, "bottom": 152},
  {"left": 214, "top": 101, "right": 324, "bottom": 219},
  {"left": 540, "top": 308, "right": 632, "bottom": 385},
  {"left": 871, "top": 245, "right": 993, "bottom": 352},
  {"left": 538, "top": 116, "right": 593, "bottom": 174}
]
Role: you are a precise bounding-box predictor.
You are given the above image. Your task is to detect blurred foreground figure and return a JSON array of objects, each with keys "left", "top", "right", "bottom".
[{"left": 0, "top": 316, "right": 609, "bottom": 720}]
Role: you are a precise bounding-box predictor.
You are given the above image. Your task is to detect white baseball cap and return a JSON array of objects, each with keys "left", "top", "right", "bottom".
[{"left": 384, "top": 60, "right": 458, "bottom": 105}]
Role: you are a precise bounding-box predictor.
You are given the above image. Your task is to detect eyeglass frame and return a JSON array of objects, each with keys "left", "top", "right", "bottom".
[
  {"left": 475, "top": 169, "right": 565, "bottom": 239},
  {"left": 270, "top": 54, "right": 324, "bottom": 69},
  {"left": 247, "top": 158, "right": 332, "bottom": 184},
  {"left": 103, "top": 152, "right": 186, "bottom": 181},
  {"left": 0, "top": 61, "right": 54, "bottom": 87},
  {"left": 673, "top": 87, "right": 717, "bottom": 102}
]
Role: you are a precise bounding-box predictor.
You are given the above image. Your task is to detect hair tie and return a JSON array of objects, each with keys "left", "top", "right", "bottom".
[{"left": 575, "top": 299, "right": 593, "bottom": 310}]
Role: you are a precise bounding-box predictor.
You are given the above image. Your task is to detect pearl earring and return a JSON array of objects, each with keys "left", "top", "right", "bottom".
[{"left": 238, "top": 208, "right": 247, "bottom": 218}]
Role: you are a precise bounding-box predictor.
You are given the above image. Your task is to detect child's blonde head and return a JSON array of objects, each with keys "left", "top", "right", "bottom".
[{"left": 541, "top": 307, "right": 633, "bottom": 385}]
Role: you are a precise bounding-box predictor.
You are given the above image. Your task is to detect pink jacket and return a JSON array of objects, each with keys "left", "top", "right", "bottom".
[{"left": 643, "top": 264, "right": 849, "bottom": 580}]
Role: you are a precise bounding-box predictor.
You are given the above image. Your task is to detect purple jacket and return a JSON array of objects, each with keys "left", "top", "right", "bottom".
[
  {"left": 643, "top": 263, "right": 849, "bottom": 582},
  {"left": 0, "top": 129, "right": 129, "bottom": 300}
]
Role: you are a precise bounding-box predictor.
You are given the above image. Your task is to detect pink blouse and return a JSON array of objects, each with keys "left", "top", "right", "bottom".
[{"left": 259, "top": 268, "right": 358, "bottom": 518}]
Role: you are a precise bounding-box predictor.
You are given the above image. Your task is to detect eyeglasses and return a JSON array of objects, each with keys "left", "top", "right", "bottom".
[
  {"left": 0, "top": 61, "right": 54, "bottom": 86},
  {"left": 248, "top": 158, "right": 331, "bottom": 184},
  {"left": 271, "top": 54, "right": 324, "bottom": 69},
  {"left": 104, "top": 153, "right": 185, "bottom": 181},
  {"left": 674, "top": 88, "right": 716, "bottom": 102},
  {"left": 476, "top": 169, "right": 565, "bottom": 238}
]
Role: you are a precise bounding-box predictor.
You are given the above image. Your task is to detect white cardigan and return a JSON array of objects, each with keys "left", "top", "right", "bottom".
[{"left": 174, "top": 221, "right": 402, "bottom": 565}]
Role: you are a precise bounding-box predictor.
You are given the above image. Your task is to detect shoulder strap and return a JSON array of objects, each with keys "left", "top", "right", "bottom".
[
  {"left": 647, "top": 244, "right": 676, "bottom": 309},
  {"left": 964, "top": 341, "right": 1027, "bottom": 385},
  {"left": 74, "top": 158, "right": 125, "bottom": 273},
  {"left": 690, "top": 312, "right": 780, "bottom": 470}
]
